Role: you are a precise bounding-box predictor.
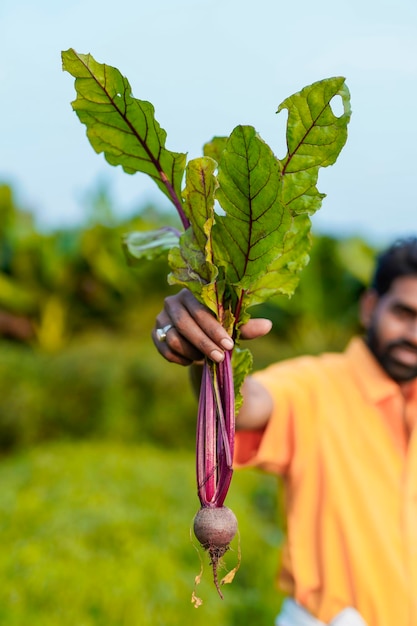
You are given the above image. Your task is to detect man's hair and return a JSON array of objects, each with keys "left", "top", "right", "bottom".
[{"left": 371, "top": 236, "right": 417, "bottom": 295}]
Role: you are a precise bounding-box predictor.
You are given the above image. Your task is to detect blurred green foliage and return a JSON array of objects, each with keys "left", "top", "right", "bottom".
[
  {"left": 0, "top": 182, "right": 377, "bottom": 452},
  {"left": 0, "top": 181, "right": 380, "bottom": 624},
  {"left": 0, "top": 336, "right": 196, "bottom": 451},
  {"left": 0, "top": 182, "right": 180, "bottom": 348}
]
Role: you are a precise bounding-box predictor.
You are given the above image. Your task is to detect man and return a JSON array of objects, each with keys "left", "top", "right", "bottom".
[{"left": 152, "top": 237, "right": 417, "bottom": 626}]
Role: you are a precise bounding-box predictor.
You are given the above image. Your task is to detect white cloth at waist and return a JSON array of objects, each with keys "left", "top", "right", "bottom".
[{"left": 275, "top": 598, "right": 368, "bottom": 626}]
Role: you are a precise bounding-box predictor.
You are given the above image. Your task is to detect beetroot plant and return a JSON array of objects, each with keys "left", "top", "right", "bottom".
[{"left": 62, "top": 48, "right": 351, "bottom": 600}]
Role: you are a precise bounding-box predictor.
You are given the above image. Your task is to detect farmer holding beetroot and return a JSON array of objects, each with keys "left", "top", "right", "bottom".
[{"left": 153, "top": 236, "right": 417, "bottom": 626}]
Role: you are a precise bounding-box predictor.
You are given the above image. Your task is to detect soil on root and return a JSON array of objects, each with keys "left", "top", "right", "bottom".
[{"left": 204, "top": 543, "right": 230, "bottom": 599}]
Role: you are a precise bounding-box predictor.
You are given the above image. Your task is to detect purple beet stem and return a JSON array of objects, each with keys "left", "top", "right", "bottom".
[
  {"left": 196, "top": 351, "right": 235, "bottom": 508},
  {"left": 165, "top": 190, "right": 235, "bottom": 510}
]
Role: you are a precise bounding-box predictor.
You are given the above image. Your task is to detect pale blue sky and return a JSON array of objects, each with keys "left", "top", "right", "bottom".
[{"left": 1, "top": 0, "right": 416, "bottom": 243}]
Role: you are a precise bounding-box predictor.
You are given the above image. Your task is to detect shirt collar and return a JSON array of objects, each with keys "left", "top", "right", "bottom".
[{"left": 344, "top": 336, "right": 407, "bottom": 404}]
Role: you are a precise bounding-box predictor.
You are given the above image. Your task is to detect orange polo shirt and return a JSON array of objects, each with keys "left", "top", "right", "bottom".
[{"left": 234, "top": 337, "right": 417, "bottom": 626}]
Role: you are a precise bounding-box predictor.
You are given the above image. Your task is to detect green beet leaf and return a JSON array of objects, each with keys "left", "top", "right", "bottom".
[
  {"left": 168, "top": 157, "right": 221, "bottom": 315},
  {"left": 203, "top": 136, "right": 228, "bottom": 163},
  {"left": 61, "top": 49, "right": 188, "bottom": 226},
  {"left": 123, "top": 228, "right": 180, "bottom": 264},
  {"left": 231, "top": 346, "right": 253, "bottom": 412},
  {"left": 213, "top": 125, "right": 291, "bottom": 290},
  {"left": 63, "top": 49, "right": 351, "bottom": 387},
  {"left": 169, "top": 79, "right": 351, "bottom": 330},
  {"left": 278, "top": 76, "right": 351, "bottom": 215},
  {"left": 244, "top": 213, "right": 312, "bottom": 307},
  {"left": 213, "top": 77, "right": 350, "bottom": 322}
]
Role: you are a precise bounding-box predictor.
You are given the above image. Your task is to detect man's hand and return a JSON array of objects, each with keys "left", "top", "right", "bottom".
[
  {"left": 153, "top": 289, "right": 274, "bottom": 430},
  {"left": 152, "top": 288, "right": 272, "bottom": 366}
]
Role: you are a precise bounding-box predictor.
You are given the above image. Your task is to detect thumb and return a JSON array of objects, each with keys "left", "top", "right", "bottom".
[{"left": 239, "top": 318, "right": 272, "bottom": 340}]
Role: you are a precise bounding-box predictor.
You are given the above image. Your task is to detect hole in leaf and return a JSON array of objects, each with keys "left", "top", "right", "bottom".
[
  {"left": 214, "top": 199, "right": 225, "bottom": 216},
  {"left": 330, "top": 95, "right": 344, "bottom": 118}
]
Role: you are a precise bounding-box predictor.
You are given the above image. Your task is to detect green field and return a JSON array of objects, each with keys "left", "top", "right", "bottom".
[{"left": 0, "top": 442, "right": 285, "bottom": 626}]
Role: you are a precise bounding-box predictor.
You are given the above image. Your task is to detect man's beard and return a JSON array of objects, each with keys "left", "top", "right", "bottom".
[{"left": 366, "top": 326, "right": 417, "bottom": 383}]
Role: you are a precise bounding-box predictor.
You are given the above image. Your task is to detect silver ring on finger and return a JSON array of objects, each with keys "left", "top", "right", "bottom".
[{"left": 156, "top": 324, "right": 174, "bottom": 342}]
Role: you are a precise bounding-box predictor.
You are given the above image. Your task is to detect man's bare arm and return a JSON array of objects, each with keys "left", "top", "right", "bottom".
[{"left": 237, "top": 376, "right": 273, "bottom": 430}]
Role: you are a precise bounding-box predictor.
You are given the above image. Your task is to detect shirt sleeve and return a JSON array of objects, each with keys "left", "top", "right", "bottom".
[{"left": 234, "top": 361, "right": 297, "bottom": 475}]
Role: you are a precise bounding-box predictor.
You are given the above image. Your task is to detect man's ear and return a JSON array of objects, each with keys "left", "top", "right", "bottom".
[{"left": 359, "top": 289, "right": 379, "bottom": 328}]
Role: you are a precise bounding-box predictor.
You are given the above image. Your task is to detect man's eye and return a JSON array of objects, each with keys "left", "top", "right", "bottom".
[{"left": 393, "top": 306, "right": 415, "bottom": 320}]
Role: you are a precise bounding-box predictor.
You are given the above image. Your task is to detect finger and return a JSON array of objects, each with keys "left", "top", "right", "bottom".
[
  {"left": 153, "top": 307, "right": 212, "bottom": 364},
  {"left": 151, "top": 328, "right": 195, "bottom": 366},
  {"left": 152, "top": 318, "right": 199, "bottom": 365},
  {"left": 157, "top": 325, "right": 206, "bottom": 361},
  {"left": 181, "top": 290, "right": 235, "bottom": 351},
  {"left": 167, "top": 312, "right": 230, "bottom": 363},
  {"left": 239, "top": 318, "right": 272, "bottom": 340},
  {"left": 165, "top": 290, "right": 234, "bottom": 360}
]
